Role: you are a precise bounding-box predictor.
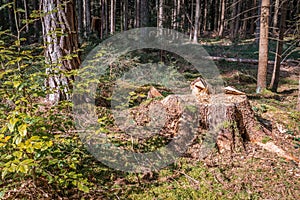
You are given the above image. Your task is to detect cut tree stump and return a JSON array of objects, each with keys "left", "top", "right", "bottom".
[{"left": 127, "top": 93, "right": 299, "bottom": 163}]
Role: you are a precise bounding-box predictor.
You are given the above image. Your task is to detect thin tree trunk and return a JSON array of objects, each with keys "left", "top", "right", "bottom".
[
  {"left": 105, "top": 0, "right": 108, "bottom": 35},
  {"left": 189, "top": 0, "right": 194, "bottom": 40},
  {"left": 101, "top": 0, "right": 105, "bottom": 38},
  {"left": 273, "top": 0, "right": 279, "bottom": 34},
  {"left": 230, "top": 0, "right": 237, "bottom": 39},
  {"left": 123, "top": 0, "right": 128, "bottom": 31},
  {"left": 218, "top": 0, "right": 225, "bottom": 37},
  {"left": 297, "top": 77, "right": 300, "bottom": 111},
  {"left": 203, "top": 0, "right": 208, "bottom": 32},
  {"left": 158, "top": 0, "right": 164, "bottom": 28},
  {"left": 176, "top": 0, "right": 181, "bottom": 30},
  {"left": 241, "top": 1, "right": 248, "bottom": 38},
  {"left": 7, "top": 0, "right": 16, "bottom": 34},
  {"left": 140, "top": 0, "right": 149, "bottom": 27},
  {"left": 256, "top": 0, "right": 270, "bottom": 93},
  {"left": 110, "top": 0, "right": 115, "bottom": 34},
  {"left": 250, "top": 0, "right": 256, "bottom": 35},
  {"left": 23, "top": 0, "right": 29, "bottom": 32},
  {"left": 33, "top": 0, "right": 40, "bottom": 39},
  {"left": 83, "top": 0, "right": 91, "bottom": 37},
  {"left": 234, "top": 0, "right": 241, "bottom": 37},
  {"left": 135, "top": 0, "right": 140, "bottom": 28},
  {"left": 172, "top": 0, "right": 177, "bottom": 29},
  {"left": 255, "top": 0, "right": 262, "bottom": 43},
  {"left": 270, "top": 1, "right": 287, "bottom": 92},
  {"left": 193, "top": 0, "right": 200, "bottom": 43},
  {"left": 41, "top": 0, "right": 80, "bottom": 104},
  {"left": 76, "top": 0, "right": 83, "bottom": 36}
]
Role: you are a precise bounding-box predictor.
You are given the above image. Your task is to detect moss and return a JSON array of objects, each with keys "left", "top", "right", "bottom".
[{"left": 261, "top": 136, "right": 272, "bottom": 144}]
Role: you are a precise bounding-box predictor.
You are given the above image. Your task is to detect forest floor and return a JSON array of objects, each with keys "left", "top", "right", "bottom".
[{"left": 1, "top": 39, "right": 299, "bottom": 199}]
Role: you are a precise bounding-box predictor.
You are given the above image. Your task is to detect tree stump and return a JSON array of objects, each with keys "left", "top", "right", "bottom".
[{"left": 126, "top": 93, "right": 271, "bottom": 159}]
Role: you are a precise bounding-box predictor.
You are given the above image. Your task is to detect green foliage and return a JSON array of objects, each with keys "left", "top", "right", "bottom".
[{"left": 0, "top": 11, "right": 90, "bottom": 195}]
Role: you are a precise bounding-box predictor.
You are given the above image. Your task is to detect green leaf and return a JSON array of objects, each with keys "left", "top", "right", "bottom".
[
  {"left": 13, "top": 151, "right": 23, "bottom": 158},
  {"left": 8, "top": 117, "right": 19, "bottom": 132},
  {"left": 18, "top": 164, "right": 29, "bottom": 173},
  {"left": 18, "top": 124, "right": 27, "bottom": 137},
  {"left": 1, "top": 169, "right": 8, "bottom": 179},
  {"left": 20, "top": 159, "right": 34, "bottom": 165},
  {"left": 78, "top": 182, "right": 90, "bottom": 193}
]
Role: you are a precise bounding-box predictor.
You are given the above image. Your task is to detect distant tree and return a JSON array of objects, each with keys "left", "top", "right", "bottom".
[
  {"left": 193, "top": 0, "right": 200, "bottom": 43},
  {"left": 140, "top": 0, "right": 149, "bottom": 27},
  {"left": 298, "top": 77, "right": 300, "bottom": 111},
  {"left": 41, "top": 0, "right": 80, "bottom": 104},
  {"left": 110, "top": 0, "right": 116, "bottom": 34},
  {"left": 83, "top": 0, "right": 91, "bottom": 37},
  {"left": 257, "top": 0, "right": 270, "bottom": 93},
  {"left": 158, "top": 0, "right": 164, "bottom": 28},
  {"left": 218, "top": 0, "right": 225, "bottom": 37},
  {"left": 270, "top": 1, "right": 288, "bottom": 92}
]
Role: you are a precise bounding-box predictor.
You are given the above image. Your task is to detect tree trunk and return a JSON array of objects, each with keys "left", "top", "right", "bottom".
[
  {"left": 123, "top": 0, "right": 128, "bottom": 31},
  {"left": 140, "top": 0, "right": 149, "bottom": 27},
  {"left": 158, "top": 0, "right": 164, "bottom": 28},
  {"left": 83, "top": 0, "right": 91, "bottom": 37},
  {"left": 193, "top": 0, "right": 200, "bottom": 43},
  {"left": 128, "top": 94, "right": 270, "bottom": 157},
  {"left": 76, "top": 0, "right": 83, "bottom": 36},
  {"left": 135, "top": 0, "right": 140, "bottom": 28},
  {"left": 249, "top": 0, "right": 256, "bottom": 35},
  {"left": 234, "top": 0, "right": 241, "bottom": 38},
  {"left": 23, "top": 0, "right": 29, "bottom": 32},
  {"left": 41, "top": 0, "right": 80, "bottom": 104},
  {"left": 273, "top": 0, "right": 280, "bottom": 34},
  {"left": 101, "top": 0, "right": 105, "bottom": 38},
  {"left": 176, "top": 0, "right": 181, "bottom": 30},
  {"left": 110, "top": 0, "right": 115, "bottom": 34},
  {"left": 297, "top": 77, "right": 300, "bottom": 111},
  {"left": 230, "top": 0, "right": 238, "bottom": 39},
  {"left": 203, "top": 0, "right": 208, "bottom": 32},
  {"left": 33, "top": 0, "right": 41, "bottom": 39},
  {"left": 218, "top": 0, "right": 225, "bottom": 37},
  {"left": 256, "top": 0, "right": 270, "bottom": 93},
  {"left": 270, "top": 1, "right": 288, "bottom": 92},
  {"left": 255, "top": 0, "right": 262, "bottom": 43},
  {"left": 7, "top": 0, "right": 16, "bottom": 34},
  {"left": 105, "top": 0, "right": 108, "bottom": 36}
]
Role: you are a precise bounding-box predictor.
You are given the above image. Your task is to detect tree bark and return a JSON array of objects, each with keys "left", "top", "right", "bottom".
[
  {"left": 123, "top": 0, "right": 128, "bottom": 31},
  {"left": 249, "top": 0, "right": 256, "bottom": 35},
  {"left": 110, "top": 0, "right": 115, "bottom": 34},
  {"left": 230, "top": 0, "right": 238, "bottom": 39},
  {"left": 41, "top": 0, "right": 80, "bottom": 104},
  {"left": 297, "top": 77, "right": 300, "bottom": 111},
  {"left": 218, "top": 0, "right": 225, "bottom": 37},
  {"left": 76, "top": 0, "right": 83, "bottom": 36},
  {"left": 273, "top": 0, "right": 280, "bottom": 34},
  {"left": 256, "top": 0, "right": 270, "bottom": 93},
  {"left": 140, "top": 0, "right": 149, "bottom": 27},
  {"left": 193, "top": 0, "right": 200, "bottom": 43},
  {"left": 270, "top": 1, "right": 288, "bottom": 92},
  {"left": 203, "top": 0, "right": 208, "bottom": 32},
  {"left": 83, "top": 0, "right": 91, "bottom": 37},
  {"left": 6, "top": 0, "right": 16, "bottom": 34},
  {"left": 135, "top": 0, "right": 140, "bottom": 28},
  {"left": 255, "top": 0, "right": 262, "bottom": 44},
  {"left": 158, "top": 0, "right": 164, "bottom": 28}
]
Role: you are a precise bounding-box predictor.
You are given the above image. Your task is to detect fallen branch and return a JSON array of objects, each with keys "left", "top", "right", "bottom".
[{"left": 203, "top": 56, "right": 299, "bottom": 65}]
